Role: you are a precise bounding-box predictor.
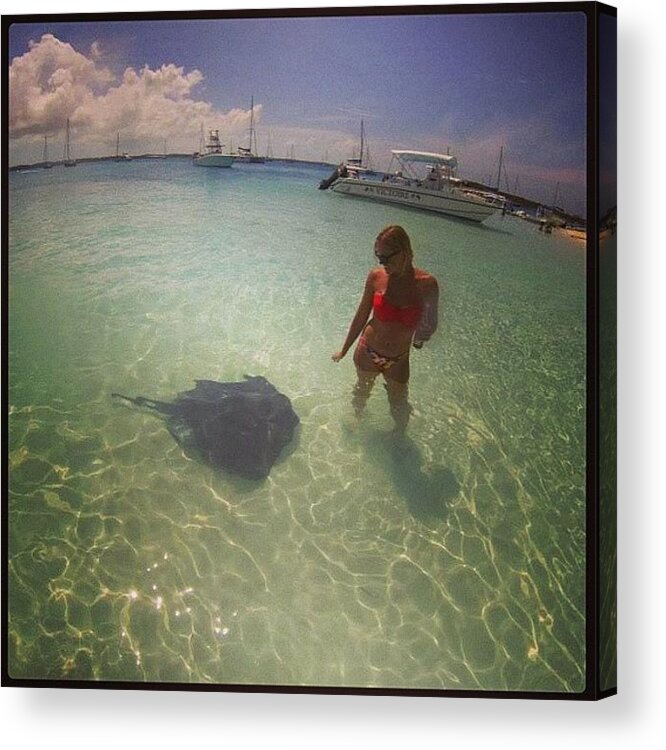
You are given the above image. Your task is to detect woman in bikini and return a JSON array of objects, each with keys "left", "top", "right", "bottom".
[{"left": 332, "top": 225, "right": 439, "bottom": 431}]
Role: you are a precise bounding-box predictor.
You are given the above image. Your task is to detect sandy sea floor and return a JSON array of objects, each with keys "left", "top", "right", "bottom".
[{"left": 9, "top": 159, "right": 586, "bottom": 691}]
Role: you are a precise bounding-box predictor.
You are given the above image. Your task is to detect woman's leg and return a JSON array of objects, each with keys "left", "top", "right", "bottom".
[
  {"left": 352, "top": 342, "right": 380, "bottom": 418},
  {"left": 352, "top": 368, "right": 378, "bottom": 418},
  {"left": 383, "top": 359, "right": 412, "bottom": 432}
]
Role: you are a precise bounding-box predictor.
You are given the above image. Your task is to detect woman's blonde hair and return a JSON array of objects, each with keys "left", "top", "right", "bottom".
[{"left": 375, "top": 225, "right": 413, "bottom": 262}]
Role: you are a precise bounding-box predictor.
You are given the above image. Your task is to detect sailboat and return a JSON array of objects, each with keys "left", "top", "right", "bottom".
[
  {"left": 458, "top": 145, "right": 507, "bottom": 209},
  {"left": 236, "top": 96, "right": 265, "bottom": 163},
  {"left": 41, "top": 136, "right": 53, "bottom": 169},
  {"left": 536, "top": 182, "right": 566, "bottom": 228},
  {"left": 318, "top": 119, "right": 376, "bottom": 190},
  {"left": 345, "top": 119, "right": 375, "bottom": 175},
  {"left": 115, "top": 132, "right": 132, "bottom": 161},
  {"left": 63, "top": 118, "right": 77, "bottom": 167}
]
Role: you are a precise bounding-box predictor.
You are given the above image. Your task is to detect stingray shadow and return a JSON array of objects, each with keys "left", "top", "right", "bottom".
[{"left": 364, "top": 429, "right": 460, "bottom": 522}]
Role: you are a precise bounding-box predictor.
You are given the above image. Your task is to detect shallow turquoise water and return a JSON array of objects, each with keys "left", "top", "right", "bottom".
[{"left": 8, "top": 159, "right": 586, "bottom": 691}]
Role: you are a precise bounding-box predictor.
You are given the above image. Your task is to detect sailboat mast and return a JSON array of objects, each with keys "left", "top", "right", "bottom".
[
  {"left": 43, "top": 136, "right": 48, "bottom": 163},
  {"left": 61, "top": 117, "right": 78, "bottom": 165},
  {"left": 116, "top": 132, "right": 120, "bottom": 159},
  {"left": 495, "top": 145, "right": 504, "bottom": 192},
  {"left": 249, "top": 96, "right": 255, "bottom": 155},
  {"left": 359, "top": 120, "right": 364, "bottom": 167}
]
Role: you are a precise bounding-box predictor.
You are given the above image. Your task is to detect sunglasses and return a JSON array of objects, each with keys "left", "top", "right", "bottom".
[{"left": 375, "top": 248, "right": 403, "bottom": 266}]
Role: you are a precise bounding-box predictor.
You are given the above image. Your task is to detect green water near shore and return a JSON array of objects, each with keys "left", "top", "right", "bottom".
[{"left": 8, "top": 159, "right": 586, "bottom": 690}]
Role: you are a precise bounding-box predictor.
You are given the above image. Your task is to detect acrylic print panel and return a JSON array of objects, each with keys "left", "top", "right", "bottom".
[{"left": 6, "top": 7, "right": 589, "bottom": 693}]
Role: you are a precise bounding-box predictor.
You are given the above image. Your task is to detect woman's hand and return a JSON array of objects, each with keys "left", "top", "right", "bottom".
[{"left": 331, "top": 351, "right": 345, "bottom": 362}]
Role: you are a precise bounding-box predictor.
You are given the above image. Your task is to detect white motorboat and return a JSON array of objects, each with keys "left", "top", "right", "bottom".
[
  {"left": 195, "top": 129, "right": 235, "bottom": 168},
  {"left": 328, "top": 149, "right": 496, "bottom": 222}
]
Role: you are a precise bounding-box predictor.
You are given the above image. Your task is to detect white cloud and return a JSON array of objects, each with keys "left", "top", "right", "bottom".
[
  {"left": 9, "top": 33, "right": 113, "bottom": 138},
  {"left": 9, "top": 33, "right": 256, "bottom": 158}
]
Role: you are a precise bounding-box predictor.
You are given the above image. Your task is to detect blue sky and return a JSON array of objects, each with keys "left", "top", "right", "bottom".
[{"left": 9, "top": 11, "right": 587, "bottom": 212}]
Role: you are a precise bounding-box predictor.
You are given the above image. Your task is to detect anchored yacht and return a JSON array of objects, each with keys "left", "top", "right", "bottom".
[
  {"left": 326, "top": 149, "right": 496, "bottom": 223},
  {"left": 194, "top": 130, "right": 235, "bottom": 168}
]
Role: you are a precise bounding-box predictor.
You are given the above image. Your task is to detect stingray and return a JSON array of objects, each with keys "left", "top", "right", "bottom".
[{"left": 112, "top": 376, "right": 299, "bottom": 479}]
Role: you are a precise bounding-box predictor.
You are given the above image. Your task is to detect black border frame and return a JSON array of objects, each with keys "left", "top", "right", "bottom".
[{"left": 1, "top": 2, "right": 617, "bottom": 701}]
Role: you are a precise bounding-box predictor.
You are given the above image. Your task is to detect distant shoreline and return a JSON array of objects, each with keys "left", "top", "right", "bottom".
[{"left": 8, "top": 154, "right": 335, "bottom": 173}]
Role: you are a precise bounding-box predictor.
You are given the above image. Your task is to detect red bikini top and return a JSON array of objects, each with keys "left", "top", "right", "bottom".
[{"left": 373, "top": 292, "right": 421, "bottom": 329}]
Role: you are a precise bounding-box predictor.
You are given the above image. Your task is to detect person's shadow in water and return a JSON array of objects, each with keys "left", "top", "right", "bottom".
[{"left": 364, "top": 430, "right": 460, "bottom": 522}]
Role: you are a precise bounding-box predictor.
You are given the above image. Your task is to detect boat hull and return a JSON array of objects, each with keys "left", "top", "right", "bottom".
[
  {"left": 331, "top": 177, "right": 495, "bottom": 222},
  {"left": 236, "top": 155, "right": 265, "bottom": 163},
  {"left": 195, "top": 154, "right": 235, "bottom": 168}
]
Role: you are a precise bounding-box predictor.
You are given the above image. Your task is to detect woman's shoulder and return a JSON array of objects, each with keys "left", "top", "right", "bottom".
[
  {"left": 366, "top": 267, "right": 387, "bottom": 288},
  {"left": 415, "top": 268, "right": 439, "bottom": 291}
]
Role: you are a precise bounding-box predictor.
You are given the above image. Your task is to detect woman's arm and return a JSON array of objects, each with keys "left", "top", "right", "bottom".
[
  {"left": 414, "top": 276, "right": 439, "bottom": 347},
  {"left": 332, "top": 272, "right": 375, "bottom": 361}
]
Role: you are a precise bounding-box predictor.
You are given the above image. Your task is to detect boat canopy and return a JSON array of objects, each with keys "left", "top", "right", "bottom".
[{"left": 392, "top": 150, "right": 458, "bottom": 168}]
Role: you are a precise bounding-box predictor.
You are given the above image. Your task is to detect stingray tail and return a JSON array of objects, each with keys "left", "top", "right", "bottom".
[{"left": 111, "top": 393, "right": 166, "bottom": 412}]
